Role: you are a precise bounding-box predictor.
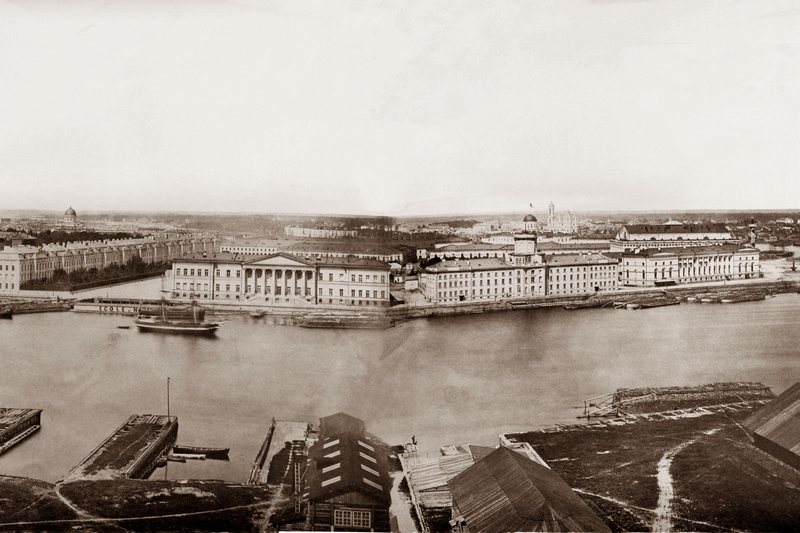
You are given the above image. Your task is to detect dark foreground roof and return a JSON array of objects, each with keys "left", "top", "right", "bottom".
[
  {"left": 744, "top": 382, "right": 800, "bottom": 468},
  {"left": 621, "top": 223, "right": 731, "bottom": 235},
  {"left": 449, "top": 446, "right": 610, "bottom": 533},
  {"left": 305, "top": 431, "right": 391, "bottom": 505}
]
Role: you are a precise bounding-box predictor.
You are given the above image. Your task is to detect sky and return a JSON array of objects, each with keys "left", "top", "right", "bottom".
[{"left": 0, "top": 0, "right": 799, "bottom": 216}]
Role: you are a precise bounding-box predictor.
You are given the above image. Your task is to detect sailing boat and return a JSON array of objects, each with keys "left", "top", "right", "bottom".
[{"left": 135, "top": 294, "right": 221, "bottom": 336}]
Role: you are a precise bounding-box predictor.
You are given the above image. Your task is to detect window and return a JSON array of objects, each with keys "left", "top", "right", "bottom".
[
  {"left": 328, "top": 273, "right": 333, "bottom": 281},
  {"left": 358, "top": 275, "right": 363, "bottom": 282},
  {"left": 334, "top": 510, "right": 371, "bottom": 529},
  {"left": 226, "top": 270, "right": 231, "bottom": 277}
]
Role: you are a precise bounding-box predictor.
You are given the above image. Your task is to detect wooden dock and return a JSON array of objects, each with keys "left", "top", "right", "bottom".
[
  {"left": 60, "top": 414, "right": 177, "bottom": 482},
  {"left": 0, "top": 408, "right": 41, "bottom": 455}
]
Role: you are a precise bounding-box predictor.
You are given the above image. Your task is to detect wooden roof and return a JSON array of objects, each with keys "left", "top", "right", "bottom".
[
  {"left": 744, "top": 382, "right": 800, "bottom": 458},
  {"left": 449, "top": 447, "right": 610, "bottom": 533}
]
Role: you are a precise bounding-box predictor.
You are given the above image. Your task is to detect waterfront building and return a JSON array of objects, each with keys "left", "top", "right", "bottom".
[
  {"left": 304, "top": 413, "right": 391, "bottom": 532},
  {"left": 449, "top": 446, "right": 610, "bottom": 533},
  {"left": 220, "top": 238, "right": 404, "bottom": 263},
  {"left": 619, "top": 245, "right": 760, "bottom": 287},
  {"left": 284, "top": 225, "right": 358, "bottom": 239},
  {"left": 545, "top": 201, "right": 580, "bottom": 234},
  {"left": 419, "top": 214, "right": 618, "bottom": 303},
  {"left": 171, "top": 252, "right": 390, "bottom": 307},
  {"left": 0, "top": 235, "right": 215, "bottom": 295},
  {"left": 743, "top": 382, "right": 800, "bottom": 471},
  {"left": 610, "top": 221, "right": 738, "bottom": 252}
]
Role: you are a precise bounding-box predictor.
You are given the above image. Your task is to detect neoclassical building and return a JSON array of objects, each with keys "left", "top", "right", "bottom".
[
  {"left": 0, "top": 235, "right": 216, "bottom": 294},
  {"left": 610, "top": 221, "right": 739, "bottom": 252},
  {"left": 419, "top": 214, "right": 619, "bottom": 303},
  {"left": 620, "top": 245, "right": 760, "bottom": 287},
  {"left": 171, "top": 252, "right": 390, "bottom": 307}
]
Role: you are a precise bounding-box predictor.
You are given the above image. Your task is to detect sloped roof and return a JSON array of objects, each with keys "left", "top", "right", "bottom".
[
  {"left": 743, "top": 382, "right": 800, "bottom": 458},
  {"left": 449, "top": 447, "right": 610, "bottom": 533},
  {"left": 319, "top": 412, "right": 366, "bottom": 438},
  {"left": 305, "top": 431, "right": 391, "bottom": 505},
  {"left": 621, "top": 223, "right": 731, "bottom": 235}
]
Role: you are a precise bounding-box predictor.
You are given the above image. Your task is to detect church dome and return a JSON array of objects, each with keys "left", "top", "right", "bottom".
[
  {"left": 523, "top": 214, "right": 537, "bottom": 222},
  {"left": 65, "top": 207, "right": 77, "bottom": 216}
]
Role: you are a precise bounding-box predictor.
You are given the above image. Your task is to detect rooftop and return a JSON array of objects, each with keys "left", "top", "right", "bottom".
[
  {"left": 449, "top": 446, "right": 610, "bottom": 533},
  {"left": 620, "top": 223, "right": 732, "bottom": 235}
]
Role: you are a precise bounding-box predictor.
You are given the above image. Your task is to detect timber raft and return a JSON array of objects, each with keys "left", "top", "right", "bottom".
[
  {"left": 60, "top": 414, "right": 177, "bottom": 482},
  {"left": 0, "top": 408, "right": 41, "bottom": 455}
]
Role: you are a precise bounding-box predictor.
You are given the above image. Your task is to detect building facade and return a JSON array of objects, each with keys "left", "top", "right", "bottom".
[
  {"left": 0, "top": 235, "right": 215, "bottom": 294},
  {"left": 284, "top": 226, "right": 358, "bottom": 239},
  {"left": 418, "top": 214, "right": 619, "bottom": 303},
  {"left": 610, "top": 222, "right": 738, "bottom": 252},
  {"left": 220, "top": 239, "right": 404, "bottom": 263},
  {"left": 171, "top": 252, "right": 390, "bottom": 307},
  {"left": 619, "top": 245, "right": 760, "bottom": 287},
  {"left": 545, "top": 201, "right": 580, "bottom": 234}
]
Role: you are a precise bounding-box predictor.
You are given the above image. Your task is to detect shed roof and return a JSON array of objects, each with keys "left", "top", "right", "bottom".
[
  {"left": 305, "top": 431, "right": 391, "bottom": 505},
  {"left": 743, "top": 382, "right": 800, "bottom": 458},
  {"left": 449, "top": 446, "right": 610, "bottom": 533}
]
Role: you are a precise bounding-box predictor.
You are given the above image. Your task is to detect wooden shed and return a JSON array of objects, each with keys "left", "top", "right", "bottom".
[
  {"left": 304, "top": 432, "right": 391, "bottom": 531},
  {"left": 449, "top": 446, "right": 610, "bottom": 533}
]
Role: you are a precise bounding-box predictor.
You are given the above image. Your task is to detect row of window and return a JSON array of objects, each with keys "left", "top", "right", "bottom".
[{"left": 319, "top": 288, "right": 386, "bottom": 299}]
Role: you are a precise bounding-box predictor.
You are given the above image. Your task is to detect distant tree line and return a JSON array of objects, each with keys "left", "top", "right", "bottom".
[
  {"left": 21, "top": 256, "right": 169, "bottom": 291},
  {"left": 28, "top": 229, "right": 143, "bottom": 245}
]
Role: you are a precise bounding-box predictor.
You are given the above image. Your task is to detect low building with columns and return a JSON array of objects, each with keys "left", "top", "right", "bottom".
[
  {"left": 619, "top": 245, "right": 760, "bottom": 287},
  {"left": 171, "top": 252, "right": 390, "bottom": 307}
]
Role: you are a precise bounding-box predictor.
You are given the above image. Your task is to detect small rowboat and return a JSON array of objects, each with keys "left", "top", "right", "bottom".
[{"left": 172, "top": 445, "right": 230, "bottom": 460}]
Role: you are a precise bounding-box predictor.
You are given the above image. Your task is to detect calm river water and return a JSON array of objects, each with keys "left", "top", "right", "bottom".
[{"left": 1, "top": 294, "right": 799, "bottom": 483}]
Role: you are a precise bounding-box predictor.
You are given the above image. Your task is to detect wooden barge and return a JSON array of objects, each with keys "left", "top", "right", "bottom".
[
  {"left": 0, "top": 408, "right": 41, "bottom": 455},
  {"left": 61, "top": 414, "right": 178, "bottom": 482}
]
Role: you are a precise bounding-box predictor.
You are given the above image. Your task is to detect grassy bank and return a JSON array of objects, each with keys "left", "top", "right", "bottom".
[
  {"left": 507, "top": 407, "right": 800, "bottom": 531},
  {"left": 0, "top": 477, "right": 272, "bottom": 532}
]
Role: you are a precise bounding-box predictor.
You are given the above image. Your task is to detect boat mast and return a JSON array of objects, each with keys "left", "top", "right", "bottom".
[{"left": 167, "top": 376, "right": 170, "bottom": 419}]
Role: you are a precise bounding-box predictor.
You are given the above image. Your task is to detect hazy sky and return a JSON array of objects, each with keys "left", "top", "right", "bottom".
[{"left": 1, "top": 0, "right": 799, "bottom": 216}]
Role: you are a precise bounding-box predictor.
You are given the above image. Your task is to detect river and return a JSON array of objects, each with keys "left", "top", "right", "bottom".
[{"left": 1, "top": 293, "right": 798, "bottom": 483}]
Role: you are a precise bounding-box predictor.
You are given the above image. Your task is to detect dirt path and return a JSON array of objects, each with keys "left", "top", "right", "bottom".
[{"left": 652, "top": 439, "right": 697, "bottom": 532}]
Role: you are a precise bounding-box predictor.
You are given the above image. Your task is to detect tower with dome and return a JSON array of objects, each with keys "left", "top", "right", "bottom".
[
  {"left": 63, "top": 206, "right": 77, "bottom": 227},
  {"left": 508, "top": 211, "right": 541, "bottom": 265}
]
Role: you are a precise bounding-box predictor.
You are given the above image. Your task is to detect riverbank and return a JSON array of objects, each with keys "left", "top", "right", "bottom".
[
  {"left": 63, "top": 278, "right": 800, "bottom": 328},
  {"left": 505, "top": 383, "right": 800, "bottom": 532}
]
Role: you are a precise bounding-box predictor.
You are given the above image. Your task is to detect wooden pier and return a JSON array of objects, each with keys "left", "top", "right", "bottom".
[
  {"left": 0, "top": 408, "right": 41, "bottom": 455},
  {"left": 60, "top": 414, "right": 177, "bottom": 482}
]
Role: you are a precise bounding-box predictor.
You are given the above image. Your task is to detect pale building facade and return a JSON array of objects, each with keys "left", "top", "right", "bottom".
[
  {"left": 284, "top": 226, "right": 358, "bottom": 238},
  {"left": 620, "top": 245, "right": 760, "bottom": 287},
  {"left": 545, "top": 201, "right": 579, "bottom": 234},
  {"left": 610, "top": 222, "right": 738, "bottom": 252},
  {"left": 171, "top": 252, "right": 390, "bottom": 307},
  {"left": 419, "top": 214, "right": 619, "bottom": 303},
  {"left": 220, "top": 239, "right": 403, "bottom": 262},
  {"left": 0, "top": 235, "right": 215, "bottom": 294}
]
